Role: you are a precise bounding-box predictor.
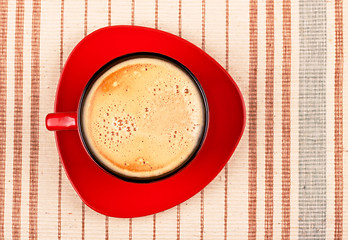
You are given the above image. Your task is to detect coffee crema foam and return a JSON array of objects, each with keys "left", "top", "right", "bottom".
[{"left": 82, "top": 57, "right": 206, "bottom": 179}]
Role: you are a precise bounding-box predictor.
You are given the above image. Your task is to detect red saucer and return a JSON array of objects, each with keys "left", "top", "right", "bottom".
[{"left": 54, "top": 26, "right": 245, "bottom": 218}]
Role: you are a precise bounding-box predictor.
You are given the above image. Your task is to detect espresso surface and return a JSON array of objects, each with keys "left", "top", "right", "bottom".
[{"left": 82, "top": 57, "right": 206, "bottom": 179}]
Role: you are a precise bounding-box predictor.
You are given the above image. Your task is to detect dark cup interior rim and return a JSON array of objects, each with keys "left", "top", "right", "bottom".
[{"left": 77, "top": 52, "right": 209, "bottom": 183}]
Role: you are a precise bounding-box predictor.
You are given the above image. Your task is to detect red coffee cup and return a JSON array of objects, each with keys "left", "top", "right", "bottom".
[{"left": 46, "top": 52, "right": 209, "bottom": 182}]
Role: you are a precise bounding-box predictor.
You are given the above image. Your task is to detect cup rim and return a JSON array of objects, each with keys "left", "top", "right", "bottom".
[{"left": 77, "top": 52, "right": 209, "bottom": 183}]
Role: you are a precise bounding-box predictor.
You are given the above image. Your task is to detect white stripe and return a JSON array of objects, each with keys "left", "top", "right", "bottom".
[
  {"left": 37, "top": 0, "right": 61, "bottom": 238},
  {"left": 256, "top": 0, "right": 266, "bottom": 237},
  {"left": 86, "top": 0, "right": 107, "bottom": 35},
  {"left": 156, "top": 0, "right": 180, "bottom": 35},
  {"left": 180, "top": 0, "right": 202, "bottom": 49},
  {"left": 342, "top": 0, "right": 348, "bottom": 238},
  {"left": 133, "top": 0, "right": 156, "bottom": 28},
  {"left": 154, "top": 1, "right": 181, "bottom": 238},
  {"left": 3, "top": 1, "right": 16, "bottom": 238},
  {"left": 108, "top": 216, "right": 130, "bottom": 239},
  {"left": 179, "top": 0, "right": 202, "bottom": 239},
  {"left": 20, "top": 0, "right": 34, "bottom": 239},
  {"left": 60, "top": 0, "right": 85, "bottom": 239},
  {"left": 273, "top": 0, "right": 283, "bottom": 238},
  {"left": 179, "top": 196, "right": 202, "bottom": 240},
  {"left": 107, "top": 1, "right": 133, "bottom": 237},
  {"left": 83, "top": 1, "right": 108, "bottom": 238},
  {"left": 156, "top": 208, "right": 177, "bottom": 239},
  {"left": 325, "top": 0, "right": 336, "bottom": 238},
  {"left": 203, "top": 0, "right": 226, "bottom": 238},
  {"left": 226, "top": 0, "right": 249, "bottom": 237},
  {"left": 289, "top": 0, "right": 299, "bottom": 239},
  {"left": 109, "top": 0, "right": 132, "bottom": 26},
  {"left": 85, "top": 206, "right": 107, "bottom": 240}
]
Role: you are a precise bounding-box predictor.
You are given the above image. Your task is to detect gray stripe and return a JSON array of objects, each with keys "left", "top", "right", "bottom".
[{"left": 299, "top": 0, "right": 327, "bottom": 239}]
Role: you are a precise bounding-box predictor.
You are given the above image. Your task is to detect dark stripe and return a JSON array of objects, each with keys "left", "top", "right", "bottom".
[
  {"left": 12, "top": 0, "right": 25, "bottom": 238},
  {"left": 129, "top": 218, "right": 133, "bottom": 240},
  {"left": 265, "top": 0, "right": 274, "bottom": 239},
  {"left": 176, "top": 204, "right": 180, "bottom": 240},
  {"left": 201, "top": 0, "right": 205, "bottom": 51},
  {"left": 282, "top": 0, "right": 291, "bottom": 239},
  {"left": 200, "top": 190, "right": 204, "bottom": 240},
  {"left": 178, "top": 0, "right": 182, "bottom": 37},
  {"left": 334, "top": 0, "right": 343, "bottom": 238},
  {"left": 0, "top": 1, "right": 8, "bottom": 239},
  {"left": 29, "top": 0, "right": 41, "bottom": 239},
  {"left": 129, "top": 3, "right": 134, "bottom": 238},
  {"left": 81, "top": 2, "right": 88, "bottom": 240},
  {"left": 105, "top": 1, "right": 111, "bottom": 238},
  {"left": 153, "top": 214, "right": 156, "bottom": 240},
  {"left": 58, "top": 163, "right": 62, "bottom": 240},
  {"left": 152, "top": 4, "right": 159, "bottom": 238},
  {"left": 224, "top": 0, "right": 229, "bottom": 239},
  {"left": 200, "top": 1, "right": 205, "bottom": 239},
  {"left": 299, "top": 0, "right": 327, "bottom": 239},
  {"left": 225, "top": 0, "right": 229, "bottom": 72},
  {"left": 108, "top": 0, "right": 111, "bottom": 26},
  {"left": 59, "top": 0, "right": 64, "bottom": 76},
  {"left": 224, "top": 167, "right": 228, "bottom": 240},
  {"left": 84, "top": 0, "right": 88, "bottom": 36},
  {"left": 248, "top": 0, "right": 257, "bottom": 239},
  {"left": 131, "top": 0, "right": 135, "bottom": 26},
  {"left": 82, "top": 204, "right": 85, "bottom": 240},
  {"left": 58, "top": 1, "right": 64, "bottom": 238},
  {"left": 105, "top": 216, "right": 109, "bottom": 240},
  {"left": 155, "top": 0, "right": 158, "bottom": 29},
  {"left": 177, "top": 1, "right": 182, "bottom": 237}
]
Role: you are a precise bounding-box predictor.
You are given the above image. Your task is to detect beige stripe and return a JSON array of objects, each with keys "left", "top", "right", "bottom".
[
  {"left": 281, "top": 0, "right": 291, "bottom": 239},
  {"left": 29, "top": 0, "right": 41, "bottom": 239},
  {"left": 334, "top": 0, "right": 343, "bottom": 238},
  {"left": 224, "top": 0, "right": 229, "bottom": 239},
  {"left": 12, "top": 0, "right": 25, "bottom": 238},
  {"left": 248, "top": 0, "right": 258, "bottom": 239},
  {"left": 0, "top": 0, "right": 8, "bottom": 239},
  {"left": 58, "top": 1, "right": 65, "bottom": 240},
  {"left": 265, "top": 0, "right": 274, "bottom": 239},
  {"left": 200, "top": 1, "right": 206, "bottom": 239}
]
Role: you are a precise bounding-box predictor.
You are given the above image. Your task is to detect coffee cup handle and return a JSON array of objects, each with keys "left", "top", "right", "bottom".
[{"left": 46, "top": 112, "right": 78, "bottom": 131}]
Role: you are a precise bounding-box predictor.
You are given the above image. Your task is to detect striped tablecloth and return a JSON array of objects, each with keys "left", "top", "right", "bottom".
[{"left": 0, "top": 0, "right": 346, "bottom": 239}]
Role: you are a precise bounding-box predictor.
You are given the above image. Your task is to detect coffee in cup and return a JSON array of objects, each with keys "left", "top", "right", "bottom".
[{"left": 80, "top": 54, "right": 207, "bottom": 181}]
